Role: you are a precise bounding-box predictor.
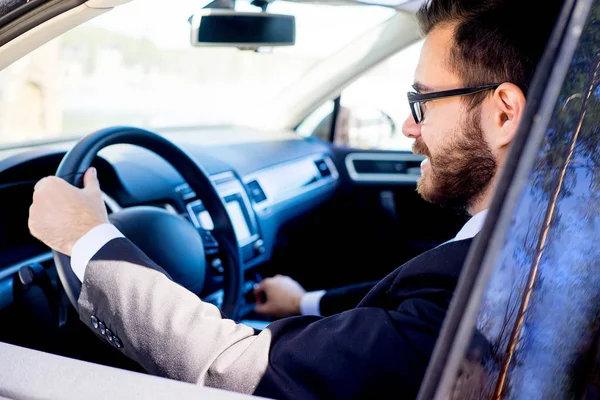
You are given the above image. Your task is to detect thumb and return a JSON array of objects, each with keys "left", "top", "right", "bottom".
[{"left": 83, "top": 167, "right": 100, "bottom": 192}]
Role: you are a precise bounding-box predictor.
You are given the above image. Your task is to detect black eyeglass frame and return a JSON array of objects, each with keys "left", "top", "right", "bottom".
[{"left": 407, "top": 83, "right": 502, "bottom": 124}]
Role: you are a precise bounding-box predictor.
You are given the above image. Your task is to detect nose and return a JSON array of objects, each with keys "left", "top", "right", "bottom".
[{"left": 402, "top": 113, "right": 421, "bottom": 139}]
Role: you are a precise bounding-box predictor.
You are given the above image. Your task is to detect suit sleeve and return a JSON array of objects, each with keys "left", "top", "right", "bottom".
[
  {"left": 77, "top": 237, "right": 270, "bottom": 394},
  {"left": 254, "top": 293, "right": 450, "bottom": 399},
  {"left": 78, "top": 238, "right": 451, "bottom": 399},
  {"left": 319, "top": 280, "right": 379, "bottom": 317}
]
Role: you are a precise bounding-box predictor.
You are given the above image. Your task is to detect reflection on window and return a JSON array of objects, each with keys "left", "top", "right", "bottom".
[{"left": 445, "top": 6, "right": 600, "bottom": 398}]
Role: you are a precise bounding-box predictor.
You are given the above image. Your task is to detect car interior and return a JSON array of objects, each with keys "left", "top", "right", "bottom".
[
  {"left": 0, "top": 0, "right": 469, "bottom": 390},
  {"left": 2, "top": 0, "right": 598, "bottom": 397}
]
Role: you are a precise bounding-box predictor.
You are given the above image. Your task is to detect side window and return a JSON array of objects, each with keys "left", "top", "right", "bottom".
[
  {"left": 296, "top": 100, "right": 335, "bottom": 141},
  {"left": 298, "top": 40, "right": 423, "bottom": 151}
]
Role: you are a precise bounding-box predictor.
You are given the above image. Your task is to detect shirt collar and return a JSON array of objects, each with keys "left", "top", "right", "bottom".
[{"left": 452, "top": 209, "right": 489, "bottom": 242}]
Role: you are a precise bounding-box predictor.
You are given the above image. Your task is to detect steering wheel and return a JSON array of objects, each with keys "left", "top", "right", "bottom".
[{"left": 53, "top": 126, "right": 243, "bottom": 319}]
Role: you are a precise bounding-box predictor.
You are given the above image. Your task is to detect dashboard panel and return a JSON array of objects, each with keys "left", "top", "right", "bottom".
[
  {"left": 0, "top": 182, "right": 48, "bottom": 268},
  {"left": 0, "top": 128, "right": 341, "bottom": 313}
]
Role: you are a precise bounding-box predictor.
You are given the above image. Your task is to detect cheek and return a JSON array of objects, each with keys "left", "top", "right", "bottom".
[
  {"left": 422, "top": 105, "right": 463, "bottom": 155},
  {"left": 420, "top": 125, "right": 444, "bottom": 157},
  {"left": 419, "top": 128, "right": 434, "bottom": 154}
]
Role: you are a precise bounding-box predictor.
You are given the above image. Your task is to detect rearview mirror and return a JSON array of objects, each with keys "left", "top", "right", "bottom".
[{"left": 190, "top": 10, "right": 296, "bottom": 49}]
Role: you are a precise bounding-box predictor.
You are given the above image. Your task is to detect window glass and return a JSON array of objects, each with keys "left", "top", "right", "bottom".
[
  {"left": 0, "top": 0, "right": 394, "bottom": 146},
  {"left": 338, "top": 39, "right": 423, "bottom": 151},
  {"left": 296, "top": 100, "right": 335, "bottom": 140},
  {"left": 438, "top": 3, "right": 600, "bottom": 398}
]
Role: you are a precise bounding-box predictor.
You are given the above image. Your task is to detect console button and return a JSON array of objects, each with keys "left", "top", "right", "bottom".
[
  {"left": 253, "top": 239, "right": 265, "bottom": 254},
  {"left": 244, "top": 281, "right": 258, "bottom": 304},
  {"left": 199, "top": 229, "right": 218, "bottom": 248},
  {"left": 210, "top": 258, "right": 224, "bottom": 274}
]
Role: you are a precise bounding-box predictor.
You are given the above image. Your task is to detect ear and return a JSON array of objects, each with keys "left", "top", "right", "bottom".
[{"left": 489, "top": 82, "right": 526, "bottom": 149}]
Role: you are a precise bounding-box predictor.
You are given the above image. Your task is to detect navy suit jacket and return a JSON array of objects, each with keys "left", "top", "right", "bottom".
[
  {"left": 77, "top": 237, "right": 474, "bottom": 399},
  {"left": 256, "top": 238, "right": 473, "bottom": 399},
  {"left": 319, "top": 280, "right": 379, "bottom": 317}
]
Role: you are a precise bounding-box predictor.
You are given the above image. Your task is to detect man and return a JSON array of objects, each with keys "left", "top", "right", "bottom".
[{"left": 28, "top": 0, "right": 564, "bottom": 398}]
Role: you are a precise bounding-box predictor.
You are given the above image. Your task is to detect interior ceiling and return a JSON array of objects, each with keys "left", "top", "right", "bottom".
[{"left": 268, "top": 0, "right": 425, "bottom": 11}]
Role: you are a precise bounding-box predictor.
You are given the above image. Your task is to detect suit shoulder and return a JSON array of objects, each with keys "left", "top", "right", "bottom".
[
  {"left": 358, "top": 238, "right": 474, "bottom": 308},
  {"left": 396, "top": 238, "right": 474, "bottom": 280}
]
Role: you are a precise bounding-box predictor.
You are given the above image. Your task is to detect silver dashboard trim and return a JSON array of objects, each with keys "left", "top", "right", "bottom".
[
  {"left": 211, "top": 171, "right": 236, "bottom": 184},
  {"left": 175, "top": 171, "right": 237, "bottom": 200},
  {"left": 186, "top": 200, "right": 203, "bottom": 228},
  {"left": 185, "top": 199, "right": 260, "bottom": 247},
  {"left": 345, "top": 152, "right": 423, "bottom": 183},
  {"left": 183, "top": 173, "right": 261, "bottom": 248},
  {"left": 103, "top": 192, "right": 122, "bottom": 213},
  {"left": 242, "top": 153, "right": 339, "bottom": 213}
]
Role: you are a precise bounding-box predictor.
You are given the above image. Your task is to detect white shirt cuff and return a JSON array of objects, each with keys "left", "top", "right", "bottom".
[
  {"left": 300, "top": 290, "right": 326, "bottom": 316},
  {"left": 70, "top": 223, "right": 124, "bottom": 281}
]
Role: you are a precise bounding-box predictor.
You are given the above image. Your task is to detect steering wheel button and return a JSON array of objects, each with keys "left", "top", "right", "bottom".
[
  {"left": 113, "top": 336, "right": 123, "bottom": 349},
  {"left": 98, "top": 321, "right": 106, "bottom": 335},
  {"left": 91, "top": 315, "right": 99, "bottom": 329}
]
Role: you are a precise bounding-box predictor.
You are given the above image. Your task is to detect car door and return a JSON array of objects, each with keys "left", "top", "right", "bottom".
[{"left": 417, "top": 0, "right": 600, "bottom": 397}]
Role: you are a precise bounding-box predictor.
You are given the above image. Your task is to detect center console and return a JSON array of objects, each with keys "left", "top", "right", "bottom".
[
  {"left": 172, "top": 155, "right": 339, "bottom": 317},
  {"left": 175, "top": 171, "right": 266, "bottom": 263},
  {"left": 173, "top": 172, "right": 265, "bottom": 310}
]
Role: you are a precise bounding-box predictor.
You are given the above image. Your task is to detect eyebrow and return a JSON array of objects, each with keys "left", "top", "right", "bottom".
[{"left": 412, "top": 82, "right": 434, "bottom": 93}]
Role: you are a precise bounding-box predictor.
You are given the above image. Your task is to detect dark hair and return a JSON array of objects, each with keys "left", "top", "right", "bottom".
[{"left": 416, "top": 0, "right": 565, "bottom": 108}]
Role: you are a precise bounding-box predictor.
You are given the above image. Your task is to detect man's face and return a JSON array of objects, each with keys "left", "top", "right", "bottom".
[{"left": 402, "top": 25, "right": 497, "bottom": 210}]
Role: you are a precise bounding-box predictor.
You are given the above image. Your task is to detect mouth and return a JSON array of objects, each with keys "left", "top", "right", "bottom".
[{"left": 420, "top": 157, "right": 430, "bottom": 171}]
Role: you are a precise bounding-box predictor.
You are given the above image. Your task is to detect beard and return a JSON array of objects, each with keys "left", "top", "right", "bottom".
[{"left": 412, "top": 110, "right": 497, "bottom": 211}]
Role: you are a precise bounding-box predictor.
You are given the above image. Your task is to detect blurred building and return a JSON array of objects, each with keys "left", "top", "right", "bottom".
[{"left": 0, "top": 39, "right": 62, "bottom": 145}]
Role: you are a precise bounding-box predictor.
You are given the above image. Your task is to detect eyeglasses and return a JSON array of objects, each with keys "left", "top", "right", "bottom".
[{"left": 407, "top": 83, "right": 501, "bottom": 124}]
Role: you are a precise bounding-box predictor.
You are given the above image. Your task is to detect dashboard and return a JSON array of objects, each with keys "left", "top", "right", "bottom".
[{"left": 0, "top": 127, "right": 341, "bottom": 312}]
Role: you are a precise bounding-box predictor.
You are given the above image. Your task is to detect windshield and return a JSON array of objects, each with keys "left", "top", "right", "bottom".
[{"left": 0, "top": 0, "right": 395, "bottom": 147}]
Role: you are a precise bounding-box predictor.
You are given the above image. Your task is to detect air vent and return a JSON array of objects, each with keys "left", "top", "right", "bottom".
[
  {"left": 314, "top": 159, "right": 331, "bottom": 178},
  {"left": 353, "top": 159, "right": 407, "bottom": 174},
  {"left": 246, "top": 180, "right": 267, "bottom": 203}
]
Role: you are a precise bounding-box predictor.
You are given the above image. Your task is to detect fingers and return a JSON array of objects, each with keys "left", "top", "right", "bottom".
[
  {"left": 83, "top": 167, "right": 100, "bottom": 192},
  {"left": 32, "top": 177, "right": 58, "bottom": 206},
  {"left": 27, "top": 204, "right": 36, "bottom": 236},
  {"left": 253, "top": 280, "right": 274, "bottom": 315},
  {"left": 33, "top": 176, "right": 65, "bottom": 198},
  {"left": 254, "top": 279, "right": 266, "bottom": 293},
  {"left": 34, "top": 176, "right": 71, "bottom": 196},
  {"left": 253, "top": 287, "right": 270, "bottom": 315},
  {"left": 254, "top": 277, "right": 273, "bottom": 293},
  {"left": 253, "top": 283, "right": 266, "bottom": 303},
  {"left": 254, "top": 295, "right": 277, "bottom": 316},
  {"left": 33, "top": 176, "right": 49, "bottom": 192}
]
